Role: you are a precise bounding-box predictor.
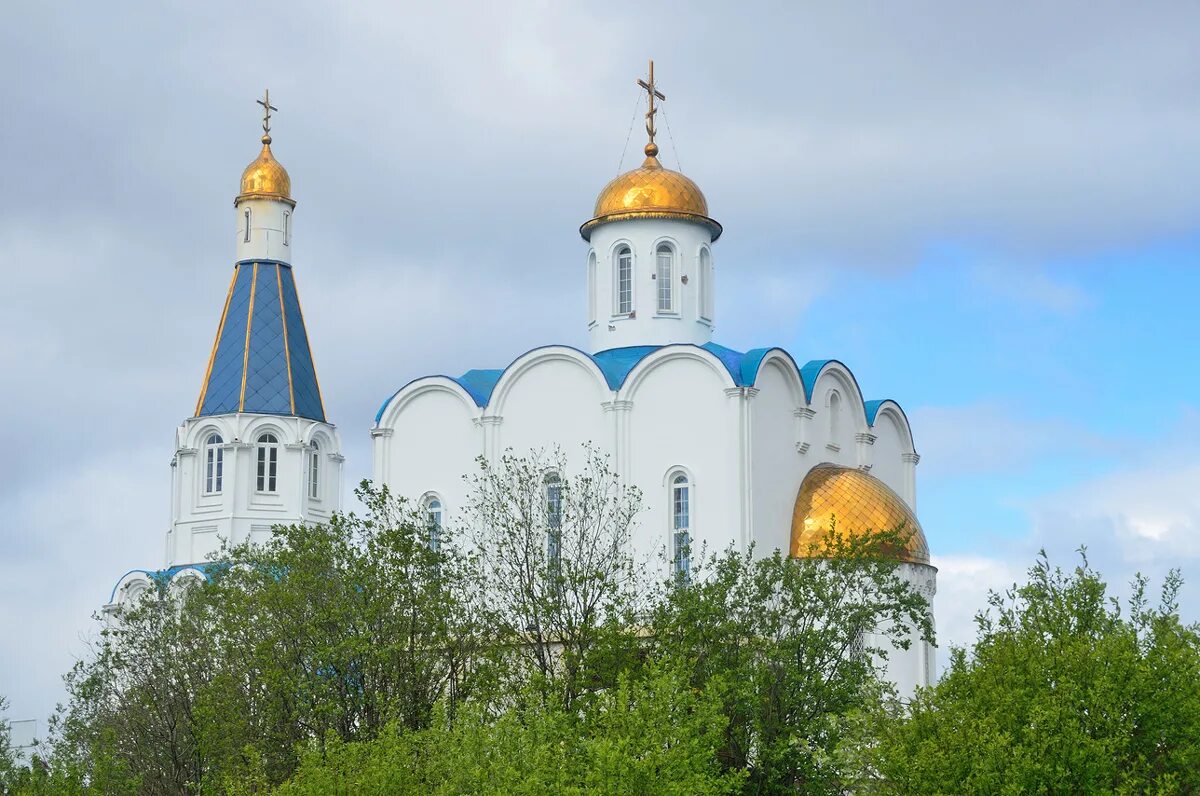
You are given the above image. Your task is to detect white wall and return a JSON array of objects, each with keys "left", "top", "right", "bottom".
[
  {"left": 749, "top": 356, "right": 806, "bottom": 554},
  {"left": 374, "top": 381, "right": 482, "bottom": 522},
  {"left": 168, "top": 412, "right": 342, "bottom": 566},
  {"left": 235, "top": 196, "right": 295, "bottom": 262},
  {"left": 586, "top": 218, "right": 715, "bottom": 351}
]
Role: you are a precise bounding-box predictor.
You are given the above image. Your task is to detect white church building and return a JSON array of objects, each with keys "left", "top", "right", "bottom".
[{"left": 109, "top": 72, "right": 937, "bottom": 697}]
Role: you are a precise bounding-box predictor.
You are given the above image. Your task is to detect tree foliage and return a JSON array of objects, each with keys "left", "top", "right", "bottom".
[
  {"left": 651, "top": 531, "right": 933, "bottom": 793},
  {"left": 857, "top": 550, "right": 1200, "bottom": 795},
  {"left": 19, "top": 447, "right": 937, "bottom": 794}
]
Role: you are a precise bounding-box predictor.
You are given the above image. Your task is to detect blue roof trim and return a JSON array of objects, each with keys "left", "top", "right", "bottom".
[
  {"left": 197, "top": 261, "right": 325, "bottom": 422},
  {"left": 864, "top": 399, "right": 885, "bottom": 426},
  {"left": 591, "top": 346, "right": 663, "bottom": 389},
  {"left": 799, "top": 359, "right": 834, "bottom": 404},
  {"left": 375, "top": 344, "right": 907, "bottom": 439},
  {"left": 452, "top": 369, "right": 505, "bottom": 407},
  {"left": 107, "top": 563, "right": 221, "bottom": 603}
]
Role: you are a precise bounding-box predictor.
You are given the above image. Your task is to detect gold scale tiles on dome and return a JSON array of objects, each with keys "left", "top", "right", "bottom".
[
  {"left": 789, "top": 463, "right": 930, "bottom": 565},
  {"left": 237, "top": 89, "right": 294, "bottom": 204},
  {"left": 580, "top": 60, "right": 721, "bottom": 241}
]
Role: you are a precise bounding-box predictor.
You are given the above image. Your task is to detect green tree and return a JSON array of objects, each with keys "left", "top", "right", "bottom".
[
  {"left": 650, "top": 529, "right": 933, "bottom": 794},
  {"left": 275, "top": 663, "right": 743, "bottom": 795},
  {"left": 859, "top": 550, "right": 1200, "bottom": 795},
  {"left": 464, "top": 446, "right": 645, "bottom": 708},
  {"left": 47, "top": 483, "right": 490, "bottom": 794}
]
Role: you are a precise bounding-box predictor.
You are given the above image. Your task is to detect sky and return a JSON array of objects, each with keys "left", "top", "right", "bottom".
[{"left": 4, "top": 1, "right": 1200, "bottom": 727}]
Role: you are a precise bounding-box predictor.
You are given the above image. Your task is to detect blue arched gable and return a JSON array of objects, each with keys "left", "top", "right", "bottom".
[
  {"left": 108, "top": 563, "right": 221, "bottom": 603},
  {"left": 376, "top": 344, "right": 907, "bottom": 427}
]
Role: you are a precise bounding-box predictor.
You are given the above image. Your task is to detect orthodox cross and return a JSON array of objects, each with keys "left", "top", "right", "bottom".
[
  {"left": 257, "top": 89, "right": 278, "bottom": 137},
  {"left": 636, "top": 60, "right": 666, "bottom": 153}
]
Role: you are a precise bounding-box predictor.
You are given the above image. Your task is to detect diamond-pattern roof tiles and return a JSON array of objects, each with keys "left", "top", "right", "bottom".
[{"left": 195, "top": 261, "right": 325, "bottom": 422}]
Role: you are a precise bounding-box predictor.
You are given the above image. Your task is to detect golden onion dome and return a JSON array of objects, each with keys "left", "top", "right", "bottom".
[
  {"left": 237, "top": 135, "right": 293, "bottom": 204},
  {"left": 580, "top": 143, "right": 721, "bottom": 241},
  {"left": 790, "top": 463, "right": 930, "bottom": 565}
]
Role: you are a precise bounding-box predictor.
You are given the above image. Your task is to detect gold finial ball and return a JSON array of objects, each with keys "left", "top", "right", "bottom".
[
  {"left": 644, "top": 142, "right": 659, "bottom": 157},
  {"left": 262, "top": 134, "right": 272, "bottom": 145}
]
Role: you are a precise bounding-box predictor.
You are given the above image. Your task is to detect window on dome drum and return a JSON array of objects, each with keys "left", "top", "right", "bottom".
[
  {"left": 308, "top": 440, "right": 320, "bottom": 500},
  {"left": 283, "top": 213, "right": 290, "bottom": 246},
  {"left": 204, "top": 433, "right": 224, "bottom": 494},
  {"left": 671, "top": 473, "right": 691, "bottom": 583},
  {"left": 699, "top": 248, "right": 713, "bottom": 320},
  {"left": 656, "top": 244, "right": 674, "bottom": 312},
  {"left": 244, "top": 209, "right": 251, "bottom": 243},
  {"left": 424, "top": 497, "right": 443, "bottom": 552},
  {"left": 545, "top": 473, "right": 563, "bottom": 575},
  {"left": 587, "top": 252, "right": 597, "bottom": 325},
  {"left": 616, "top": 246, "right": 633, "bottom": 315},
  {"left": 256, "top": 433, "right": 279, "bottom": 493}
]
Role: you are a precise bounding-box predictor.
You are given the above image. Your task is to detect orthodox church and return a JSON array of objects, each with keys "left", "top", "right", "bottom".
[{"left": 108, "top": 69, "right": 937, "bottom": 698}]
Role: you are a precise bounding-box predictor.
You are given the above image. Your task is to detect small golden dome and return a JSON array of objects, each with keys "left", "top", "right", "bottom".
[
  {"left": 580, "top": 144, "right": 721, "bottom": 241},
  {"left": 237, "top": 135, "right": 293, "bottom": 204},
  {"left": 790, "top": 463, "right": 930, "bottom": 565}
]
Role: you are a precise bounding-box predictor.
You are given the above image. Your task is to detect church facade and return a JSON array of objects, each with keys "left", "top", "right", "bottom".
[{"left": 109, "top": 71, "right": 937, "bottom": 698}]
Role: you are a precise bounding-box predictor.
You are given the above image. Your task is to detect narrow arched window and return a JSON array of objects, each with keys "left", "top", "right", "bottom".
[
  {"left": 256, "top": 433, "right": 279, "bottom": 493},
  {"left": 283, "top": 212, "right": 290, "bottom": 246},
  {"left": 204, "top": 433, "right": 224, "bottom": 494},
  {"left": 308, "top": 440, "right": 320, "bottom": 499},
  {"left": 656, "top": 244, "right": 674, "bottom": 312},
  {"left": 671, "top": 473, "right": 691, "bottom": 583},
  {"left": 615, "top": 246, "right": 633, "bottom": 315},
  {"left": 424, "top": 496, "right": 443, "bottom": 552},
  {"left": 828, "top": 391, "right": 842, "bottom": 439},
  {"left": 587, "top": 251, "right": 597, "bottom": 325},
  {"left": 244, "top": 209, "right": 251, "bottom": 243},
  {"left": 699, "top": 248, "right": 713, "bottom": 320},
  {"left": 545, "top": 473, "right": 562, "bottom": 574}
]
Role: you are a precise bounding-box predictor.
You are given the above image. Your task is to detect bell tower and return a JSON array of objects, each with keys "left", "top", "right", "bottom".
[{"left": 169, "top": 92, "right": 344, "bottom": 567}]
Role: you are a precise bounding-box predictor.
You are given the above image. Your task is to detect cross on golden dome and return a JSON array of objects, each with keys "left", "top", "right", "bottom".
[
  {"left": 257, "top": 89, "right": 278, "bottom": 143},
  {"left": 636, "top": 60, "right": 666, "bottom": 157}
]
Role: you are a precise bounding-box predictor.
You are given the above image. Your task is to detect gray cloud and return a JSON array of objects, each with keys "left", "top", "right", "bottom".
[{"left": 4, "top": 0, "right": 1200, "bottom": 723}]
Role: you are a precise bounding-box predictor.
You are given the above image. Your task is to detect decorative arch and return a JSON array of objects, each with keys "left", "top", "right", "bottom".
[
  {"left": 742, "top": 348, "right": 805, "bottom": 407},
  {"left": 865, "top": 399, "right": 917, "bottom": 455},
  {"left": 488, "top": 345, "right": 611, "bottom": 417},
  {"left": 800, "top": 360, "right": 869, "bottom": 432},
  {"left": 375, "top": 376, "right": 483, "bottom": 429},
  {"left": 619, "top": 344, "right": 738, "bottom": 401}
]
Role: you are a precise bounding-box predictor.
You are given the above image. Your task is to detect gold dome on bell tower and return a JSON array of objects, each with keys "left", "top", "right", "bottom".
[
  {"left": 236, "top": 90, "right": 294, "bottom": 206},
  {"left": 580, "top": 61, "right": 721, "bottom": 241}
]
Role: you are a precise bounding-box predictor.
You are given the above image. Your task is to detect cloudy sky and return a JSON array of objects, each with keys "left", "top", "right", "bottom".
[{"left": 4, "top": 2, "right": 1200, "bottom": 726}]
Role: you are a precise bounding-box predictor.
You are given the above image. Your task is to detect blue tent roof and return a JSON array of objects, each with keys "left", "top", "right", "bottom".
[{"left": 195, "top": 260, "right": 325, "bottom": 422}]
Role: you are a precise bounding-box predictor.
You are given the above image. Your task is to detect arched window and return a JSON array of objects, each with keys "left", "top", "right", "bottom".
[
  {"left": 587, "top": 251, "right": 597, "bottom": 325},
  {"left": 308, "top": 440, "right": 320, "bottom": 500},
  {"left": 615, "top": 246, "right": 633, "bottom": 315},
  {"left": 656, "top": 244, "right": 674, "bottom": 312},
  {"left": 256, "top": 433, "right": 279, "bottom": 493},
  {"left": 828, "top": 391, "right": 842, "bottom": 440},
  {"left": 671, "top": 473, "right": 691, "bottom": 583},
  {"left": 244, "top": 209, "right": 251, "bottom": 243},
  {"left": 699, "top": 248, "right": 713, "bottom": 320},
  {"left": 204, "top": 433, "right": 224, "bottom": 494},
  {"left": 545, "top": 472, "right": 562, "bottom": 573},
  {"left": 283, "top": 212, "right": 290, "bottom": 246},
  {"left": 424, "top": 496, "right": 443, "bottom": 552}
]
